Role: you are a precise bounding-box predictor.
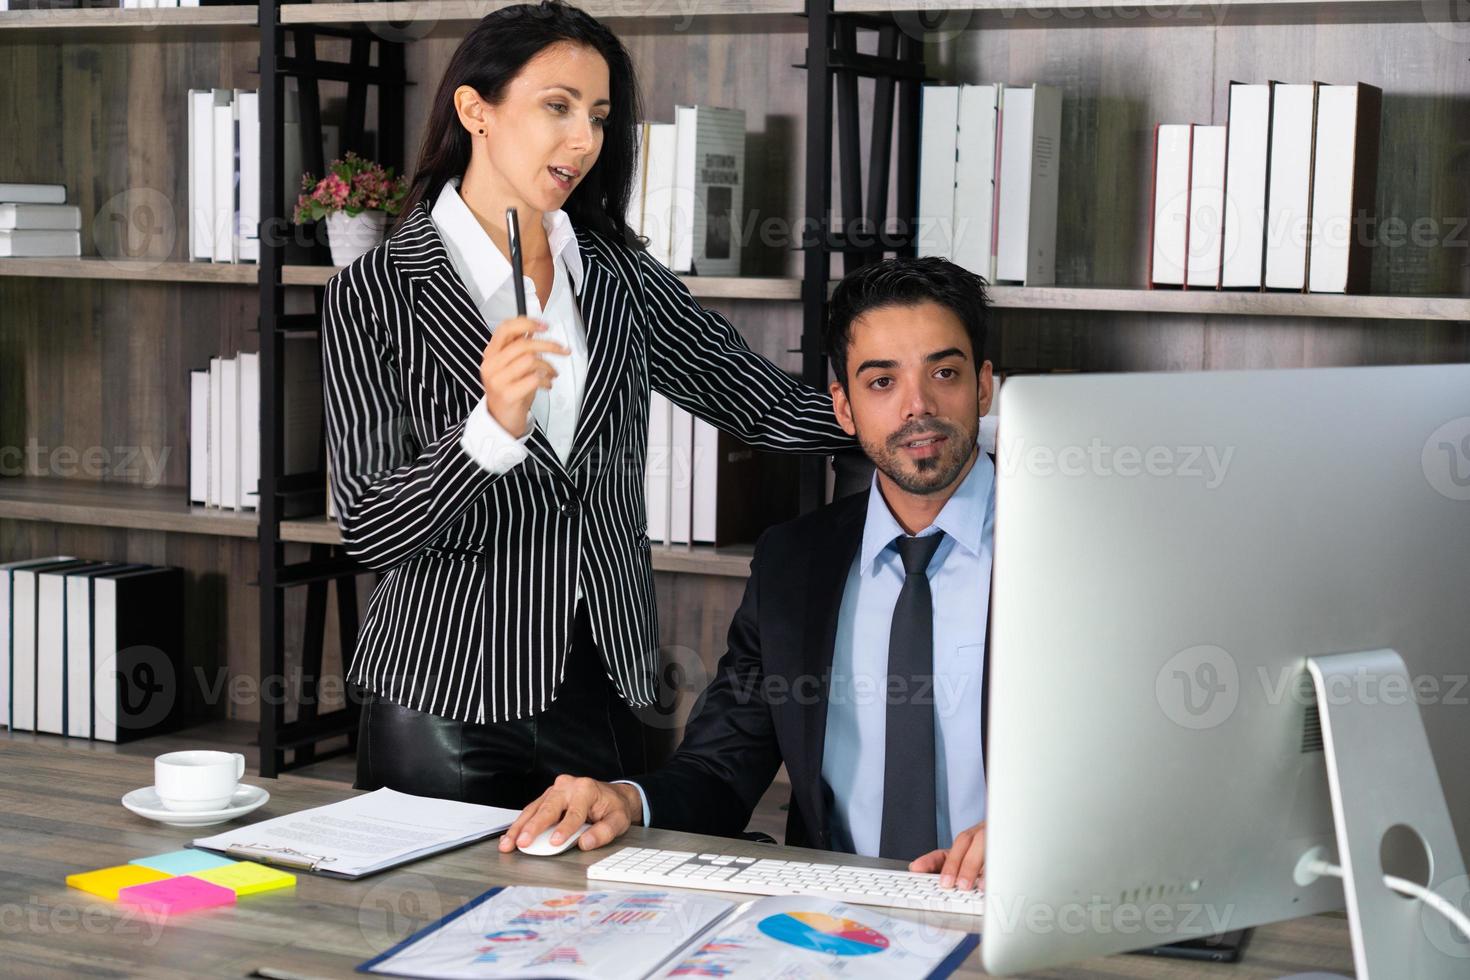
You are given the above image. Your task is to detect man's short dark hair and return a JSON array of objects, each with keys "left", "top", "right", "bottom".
[{"left": 824, "top": 256, "right": 990, "bottom": 389}]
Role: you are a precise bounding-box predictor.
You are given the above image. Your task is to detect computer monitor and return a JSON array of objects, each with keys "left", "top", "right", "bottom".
[{"left": 982, "top": 363, "right": 1470, "bottom": 976}]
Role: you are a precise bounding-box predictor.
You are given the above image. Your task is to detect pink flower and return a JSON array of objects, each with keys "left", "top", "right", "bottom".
[
  {"left": 298, "top": 158, "right": 403, "bottom": 218},
  {"left": 315, "top": 172, "right": 349, "bottom": 208},
  {"left": 347, "top": 167, "right": 396, "bottom": 213}
]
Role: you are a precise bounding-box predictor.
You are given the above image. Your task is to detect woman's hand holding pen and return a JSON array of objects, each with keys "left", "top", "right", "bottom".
[{"left": 480, "top": 318, "right": 569, "bottom": 438}]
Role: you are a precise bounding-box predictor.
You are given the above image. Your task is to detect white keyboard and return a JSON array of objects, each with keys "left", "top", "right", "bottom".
[{"left": 586, "top": 846, "right": 985, "bottom": 916}]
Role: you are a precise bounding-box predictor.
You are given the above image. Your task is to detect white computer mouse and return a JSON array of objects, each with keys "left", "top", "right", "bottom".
[{"left": 516, "top": 823, "right": 592, "bottom": 856}]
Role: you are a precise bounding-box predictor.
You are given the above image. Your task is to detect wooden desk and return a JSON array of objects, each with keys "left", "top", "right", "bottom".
[{"left": 0, "top": 738, "right": 1353, "bottom": 978}]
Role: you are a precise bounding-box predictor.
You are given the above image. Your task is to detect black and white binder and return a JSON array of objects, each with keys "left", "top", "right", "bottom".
[
  {"left": 65, "top": 563, "right": 149, "bottom": 739},
  {"left": 36, "top": 562, "right": 115, "bottom": 735},
  {"left": 8, "top": 559, "right": 90, "bottom": 733},
  {"left": 1, "top": 556, "right": 74, "bottom": 731},
  {"left": 92, "top": 566, "right": 184, "bottom": 743}
]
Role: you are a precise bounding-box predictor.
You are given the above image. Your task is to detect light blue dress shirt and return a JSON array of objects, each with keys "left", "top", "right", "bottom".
[
  {"left": 623, "top": 447, "right": 995, "bottom": 841},
  {"left": 822, "top": 448, "right": 995, "bottom": 857}
]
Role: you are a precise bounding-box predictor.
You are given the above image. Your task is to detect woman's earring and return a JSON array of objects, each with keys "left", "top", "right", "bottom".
[{"left": 477, "top": 128, "right": 484, "bottom": 136}]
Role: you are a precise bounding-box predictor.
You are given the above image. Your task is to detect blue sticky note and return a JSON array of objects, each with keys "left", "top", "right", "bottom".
[{"left": 129, "top": 849, "right": 238, "bottom": 876}]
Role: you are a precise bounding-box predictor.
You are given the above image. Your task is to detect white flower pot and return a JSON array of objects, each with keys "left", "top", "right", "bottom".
[{"left": 325, "top": 209, "right": 389, "bottom": 267}]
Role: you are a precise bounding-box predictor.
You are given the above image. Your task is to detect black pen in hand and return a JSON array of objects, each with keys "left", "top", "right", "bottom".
[{"left": 506, "top": 206, "right": 528, "bottom": 321}]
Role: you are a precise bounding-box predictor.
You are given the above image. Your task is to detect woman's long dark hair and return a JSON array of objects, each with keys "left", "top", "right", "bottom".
[{"left": 391, "top": 1, "right": 643, "bottom": 247}]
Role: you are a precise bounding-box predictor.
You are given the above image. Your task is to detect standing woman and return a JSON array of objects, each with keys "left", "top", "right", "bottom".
[{"left": 322, "top": 1, "right": 852, "bottom": 808}]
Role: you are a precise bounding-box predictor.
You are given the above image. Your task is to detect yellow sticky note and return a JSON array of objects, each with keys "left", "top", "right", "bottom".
[
  {"left": 188, "top": 861, "right": 296, "bottom": 897},
  {"left": 66, "top": 865, "right": 172, "bottom": 900}
]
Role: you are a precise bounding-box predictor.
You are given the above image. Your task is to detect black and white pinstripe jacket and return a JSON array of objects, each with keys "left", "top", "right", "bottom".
[{"left": 322, "top": 199, "right": 852, "bottom": 724}]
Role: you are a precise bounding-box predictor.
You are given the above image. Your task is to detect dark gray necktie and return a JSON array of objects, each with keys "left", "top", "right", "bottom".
[{"left": 879, "top": 531, "right": 945, "bottom": 861}]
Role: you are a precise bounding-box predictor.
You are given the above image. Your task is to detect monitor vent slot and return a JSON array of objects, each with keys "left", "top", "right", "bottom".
[{"left": 1301, "top": 701, "right": 1324, "bottom": 754}]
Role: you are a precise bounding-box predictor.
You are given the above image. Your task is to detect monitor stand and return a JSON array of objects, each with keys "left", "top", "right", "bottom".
[{"left": 1303, "top": 649, "right": 1470, "bottom": 979}]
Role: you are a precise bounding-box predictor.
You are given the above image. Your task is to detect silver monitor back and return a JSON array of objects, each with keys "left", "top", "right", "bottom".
[{"left": 982, "top": 363, "right": 1470, "bottom": 974}]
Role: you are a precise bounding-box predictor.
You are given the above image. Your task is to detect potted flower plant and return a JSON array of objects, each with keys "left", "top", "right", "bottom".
[{"left": 293, "top": 152, "right": 408, "bottom": 267}]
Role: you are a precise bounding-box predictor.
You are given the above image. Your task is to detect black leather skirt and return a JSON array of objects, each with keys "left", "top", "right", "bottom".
[{"left": 353, "top": 602, "right": 648, "bottom": 809}]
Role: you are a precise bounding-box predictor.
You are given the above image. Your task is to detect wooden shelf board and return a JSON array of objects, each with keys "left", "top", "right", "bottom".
[
  {"left": 279, "top": 1, "right": 804, "bottom": 30},
  {"left": 0, "top": 257, "right": 257, "bottom": 284},
  {"left": 279, "top": 515, "right": 341, "bottom": 545},
  {"left": 650, "top": 543, "right": 755, "bottom": 578},
  {"left": 264, "top": 0, "right": 1442, "bottom": 30},
  {"left": 682, "top": 276, "right": 803, "bottom": 301},
  {"left": 281, "top": 265, "right": 336, "bottom": 287},
  {"left": 987, "top": 286, "right": 1470, "bottom": 321},
  {"left": 837, "top": 0, "right": 1444, "bottom": 26},
  {"left": 0, "top": 0, "right": 1442, "bottom": 45},
  {"left": 278, "top": 515, "right": 752, "bottom": 576},
  {"left": 845, "top": 0, "right": 1426, "bottom": 9},
  {"left": 0, "top": 5, "right": 258, "bottom": 42},
  {"left": 0, "top": 478, "right": 257, "bottom": 538},
  {"left": 2, "top": 259, "right": 1462, "bottom": 319},
  {"left": 284, "top": 267, "right": 1468, "bottom": 318},
  {"left": 283, "top": 263, "right": 802, "bottom": 300}
]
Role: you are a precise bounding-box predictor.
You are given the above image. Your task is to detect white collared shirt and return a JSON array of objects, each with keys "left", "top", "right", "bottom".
[{"left": 433, "top": 175, "right": 589, "bottom": 473}]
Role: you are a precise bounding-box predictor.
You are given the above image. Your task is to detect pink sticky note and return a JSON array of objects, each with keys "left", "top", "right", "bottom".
[{"left": 118, "top": 875, "right": 237, "bottom": 914}]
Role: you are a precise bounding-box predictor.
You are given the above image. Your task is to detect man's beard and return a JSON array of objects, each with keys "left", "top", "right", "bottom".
[{"left": 856, "top": 415, "right": 978, "bottom": 495}]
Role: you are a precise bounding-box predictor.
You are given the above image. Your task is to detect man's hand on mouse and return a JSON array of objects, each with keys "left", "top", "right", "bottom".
[{"left": 500, "top": 774, "right": 644, "bottom": 853}]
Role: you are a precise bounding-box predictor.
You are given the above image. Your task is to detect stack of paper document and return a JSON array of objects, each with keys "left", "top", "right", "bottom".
[{"left": 193, "top": 788, "right": 519, "bottom": 879}]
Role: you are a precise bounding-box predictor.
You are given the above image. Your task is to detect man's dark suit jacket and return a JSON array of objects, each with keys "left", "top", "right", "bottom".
[{"left": 639, "top": 476, "right": 992, "bottom": 851}]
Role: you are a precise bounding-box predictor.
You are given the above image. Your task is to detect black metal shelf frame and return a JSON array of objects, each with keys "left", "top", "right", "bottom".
[
  {"left": 257, "top": 2, "right": 406, "bottom": 777},
  {"left": 800, "top": 0, "right": 925, "bottom": 510}
]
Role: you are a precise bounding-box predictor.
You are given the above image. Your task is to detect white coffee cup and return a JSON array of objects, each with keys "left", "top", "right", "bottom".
[{"left": 154, "top": 750, "right": 245, "bottom": 812}]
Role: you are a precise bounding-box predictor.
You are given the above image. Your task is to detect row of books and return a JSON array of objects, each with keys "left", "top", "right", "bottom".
[
  {"left": 188, "top": 80, "right": 339, "bottom": 263},
  {"left": 0, "top": 183, "right": 81, "bottom": 257},
  {"left": 187, "top": 338, "right": 322, "bottom": 512},
  {"left": 2, "top": 81, "right": 333, "bottom": 262},
  {"left": 643, "top": 393, "right": 795, "bottom": 547},
  {"left": 917, "top": 83, "right": 1062, "bottom": 287},
  {"left": 188, "top": 88, "right": 260, "bottom": 263},
  {"left": 626, "top": 106, "right": 746, "bottom": 277},
  {"left": 1150, "top": 81, "right": 1382, "bottom": 293},
  {"left": 1, "top": 557, "right": 182, "bottom": 743}
]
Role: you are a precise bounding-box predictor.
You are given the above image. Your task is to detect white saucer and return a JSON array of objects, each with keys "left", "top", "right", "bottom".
[{"left": 121, "top": 784, "right": 270, "bottom": 827}]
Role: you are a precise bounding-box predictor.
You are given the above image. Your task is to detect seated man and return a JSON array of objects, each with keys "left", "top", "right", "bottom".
[{"left": 501, "top": 255, "right": 995, "bottom": 892}]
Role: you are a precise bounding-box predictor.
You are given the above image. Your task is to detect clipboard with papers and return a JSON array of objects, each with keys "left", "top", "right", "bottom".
[{"left": 191, "top": 787, "right": 520, "bottom": 879}]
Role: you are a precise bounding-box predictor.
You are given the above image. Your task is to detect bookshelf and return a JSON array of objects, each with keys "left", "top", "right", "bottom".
[
  {"left": 0, "top": 257, "right": 800, "bottom": 298},
  {"left": 985, "top": 288, "right": 1470, "bottom": 322},
  {"left": 0, "top": 257, "right": 259, "bottom": 285},
  {"left": 3, "top": 258, "right": 1466, "bottom": 321},
  {"left": 0, "top": 4, "right": 258, "bottom": 41},
  {"left": 3, "top": 0, "right": 1467, "bottom": 772},
  {"left": 4, "top": 256, "right": 1468, "bottom": 319},
  {"left": 843, "top": 0, "right": 1437, "bottom": 15},
  {"left": 0, "top": 477, "right": 257, "bottom": 538},
  {"left": 1, "top": 0, "right": 1449, "bottom": 40},
  {"left": 279, "top": 264, "right": 803, "bottom": 300},
  {"left": 279, "top": 0, "right": 806, "bottom": 27},
  {"left": 276, "top": 513, "right": 755, "bottom": 577}
]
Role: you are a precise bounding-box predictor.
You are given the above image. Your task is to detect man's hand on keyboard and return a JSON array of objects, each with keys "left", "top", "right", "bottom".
[
  {"left": 499, "top": 774, "right": 644, "bottom": 853},
  {"left": 908, "top": 819, "right": 986, "bottom": 892}
]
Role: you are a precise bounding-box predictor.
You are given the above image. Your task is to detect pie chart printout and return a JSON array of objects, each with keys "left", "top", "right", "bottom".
[{"left": 755, "top": 911, "right": 892, "bottom": 957}]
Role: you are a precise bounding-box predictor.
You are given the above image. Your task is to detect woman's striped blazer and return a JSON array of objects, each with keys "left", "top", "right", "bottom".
[{"left": 322, "top": 199, "right": 853, "bottom": 724}]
